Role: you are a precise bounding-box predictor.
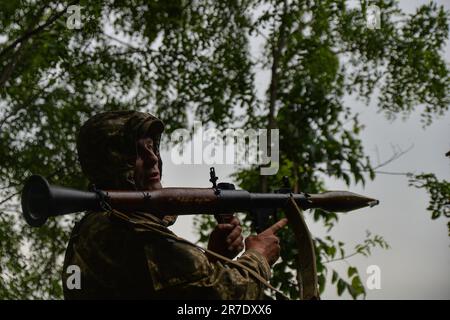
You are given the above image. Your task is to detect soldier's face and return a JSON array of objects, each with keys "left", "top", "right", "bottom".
[{"left": 134, "top": 137, "right": 162, "bottom": 191}]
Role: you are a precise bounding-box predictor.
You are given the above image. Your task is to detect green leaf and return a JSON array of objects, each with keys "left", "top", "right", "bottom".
[
  {"left": 337, "top": 279, "right": 346, "bottom": 296},
  {"left": 332, "top": 270, "right": 339, "bottom": 284},
  {"left": 347, "top": 266, "right": 358, "bottom": 278}
]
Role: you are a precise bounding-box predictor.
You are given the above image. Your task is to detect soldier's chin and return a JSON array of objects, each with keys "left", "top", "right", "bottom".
[{"left": 145, "top": 179, "right": 162, "bottom": 190}]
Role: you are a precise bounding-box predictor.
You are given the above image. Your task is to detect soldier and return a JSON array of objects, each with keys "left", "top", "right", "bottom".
[{"left": 62, "top": 110, "right": 286, "bottom": 299}]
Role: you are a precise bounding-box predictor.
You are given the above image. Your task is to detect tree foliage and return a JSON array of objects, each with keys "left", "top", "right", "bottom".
[
  {"left": 0, "top": 0, "right": 448, "bottom": 299},
  {"left": 409, "top": 173, "right": 450, "bottom": 236}
]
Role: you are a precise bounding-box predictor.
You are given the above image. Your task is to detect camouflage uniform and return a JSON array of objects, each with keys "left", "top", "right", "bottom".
[{"left": 62, "top": 110, "right": 271, "bottom": 299}]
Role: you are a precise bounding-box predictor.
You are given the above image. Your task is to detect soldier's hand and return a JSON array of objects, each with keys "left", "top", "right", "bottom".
[
  {"left": 244, "top": 218, "right": 288, "bottom": 266},
  {"left": 207, "top": 216, "right": 244, "bottom": 260}
]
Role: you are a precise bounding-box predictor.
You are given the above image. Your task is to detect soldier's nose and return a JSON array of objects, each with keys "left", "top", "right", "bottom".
[{"left": 144, "top": 150, "right": 158, "bottom": 168}]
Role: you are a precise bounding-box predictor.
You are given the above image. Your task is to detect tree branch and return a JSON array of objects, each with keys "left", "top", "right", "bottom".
[
  {"left": 324, "top": 144, "right": 414, "bottom": 177},
  {"left": 334, "top": 168, "right": 412, "bottom": 176},
  {"left": 102, "top": 32, "right": 157, "bottom": 54},
  {"left": 0, "top": 0, "right": 79, "bottom": 58},
  {"left": 0, "top": 191, "right": 20, "bottom": 207},
  {"left": 0, "top": 41, "right": 27, "bottom": 88},
  {"left": 323, "top": 252, "right": 359, "bottom": 264},
  {"left": 373, "top": 143, "right": 414, "bottom": 170},
  {"left": 261, "top": 0, "right": 288, "bottom": 193}
]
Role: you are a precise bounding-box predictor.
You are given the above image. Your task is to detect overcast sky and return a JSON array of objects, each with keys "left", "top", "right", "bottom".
[{"left": 163, "top": 0, "right": 450, "bottom": 300}]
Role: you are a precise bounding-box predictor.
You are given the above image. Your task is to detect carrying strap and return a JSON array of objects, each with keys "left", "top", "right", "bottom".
[{"left": 285, "top": 196, "right": 320, "bottom": 300}]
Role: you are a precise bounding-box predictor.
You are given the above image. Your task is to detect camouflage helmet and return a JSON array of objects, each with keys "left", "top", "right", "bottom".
[{"left": 77, "top": 110, "right": 164, "bottom": 191}]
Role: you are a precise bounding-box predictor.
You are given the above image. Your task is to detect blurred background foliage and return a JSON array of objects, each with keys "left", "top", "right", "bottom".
[{"left": 0, "top": 0, "right": 448, "bottom": 299}]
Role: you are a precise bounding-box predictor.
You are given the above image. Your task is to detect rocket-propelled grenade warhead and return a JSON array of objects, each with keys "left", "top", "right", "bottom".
[{"left": 304, "top": 191, "right": 380, "bottom": 213}]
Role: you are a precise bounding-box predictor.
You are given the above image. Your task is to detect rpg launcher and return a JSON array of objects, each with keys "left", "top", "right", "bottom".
[{"left": 21, "top": 167, "right": 379, "bottom": 229}]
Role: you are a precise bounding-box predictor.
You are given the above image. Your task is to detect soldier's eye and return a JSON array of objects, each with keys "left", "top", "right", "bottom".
[
  {"left": 136, "top": 140, "right": 154, "bottom": 156},
  {"left": 143, "top": 140, "right": 155, "bottom": 153},
  {"left": 145, "top": 140, "right": 154, "bottom": 149}
]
